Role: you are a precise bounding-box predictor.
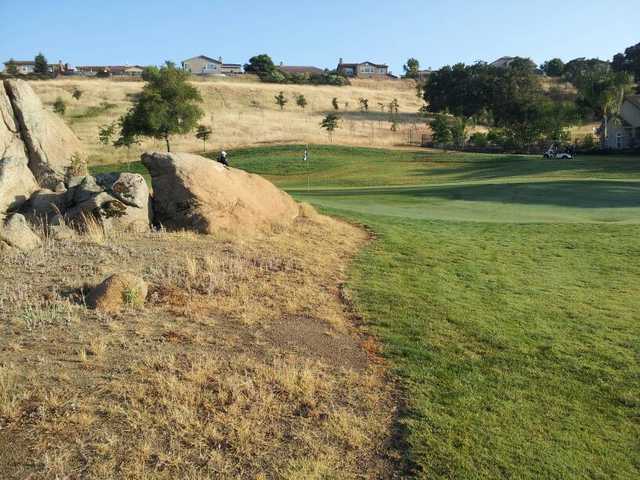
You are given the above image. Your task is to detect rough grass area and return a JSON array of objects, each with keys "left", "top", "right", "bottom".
[
  {"left": 0, "top": 214, "right": 400, "bottom": 479},
  {"left": 222, "top": 145, "right": 639, "bottom": 479},
  {"left": 30, "top": 77, "right": 426, "bottom": 164}
]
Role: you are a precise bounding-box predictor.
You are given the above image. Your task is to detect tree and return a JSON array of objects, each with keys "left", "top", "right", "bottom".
[
  {"left": 296, "top": 94, "right": 308, "bottom": 110},
  {"left": 403, "top": 58, "right": 420, "bottom": 78},
  {"left": 72, "top": 88, "right": 83, "bottom": 101},
  {"left": 320, "top": 113, "right": 340, "bottom": 142},
  {"left": 34, "top": 52, "right": 48, "bottom": 75},
  {"left": 611, "top": 42, "right": 640, "bottom": 85},
  {"left": 359, "top": 97, "right": 369, "bottom": 112},
  {"left": 113, "top": 119, "right": 139, "bottom": 160},
  {"left": 195, "top": 125, "right": 213, "bottom": 152},
  {"left": 332, "top": 97, "right": 339, "bottom": 110},
  {"left": 430, "top": 115, "right": 452, "bottom": 146},
  {"left": 53, "top": 97, "right": 66, "bottom": 115},
  {"left": 244, "top": 54, "right": 276, "bottom": 74},
  {"left": 541, "top": 58, "right": 565, "bottom": 77},
  {"left": 118, "top": 62, "right": 204, "bottom": 152},
  {"left": 575, "top": 71, "right": 635, "bottom": 146},
  {"left": 450, "top": 118, "right": 467, "bottom": 148},
  {"left": 98, "top": 122, "right": 116, "bottom": 146},
  {"left": 5, "top": 59, "right": 18, "bottom": 75},
  {"left": 274, "top": 91, "right": 288, "bottom": 110}
]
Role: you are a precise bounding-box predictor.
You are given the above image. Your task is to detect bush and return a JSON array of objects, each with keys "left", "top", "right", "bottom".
[
  {"left": 53, "top": 97, "right": 66, "bottom": 115},
  {"left": 469, "top": 132, "right": 489, "bottom": 147},
  {"left": 580, "top": 134, "right": 597, "bottom": 150}
]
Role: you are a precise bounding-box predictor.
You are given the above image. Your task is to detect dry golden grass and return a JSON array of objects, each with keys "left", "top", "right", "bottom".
[
  {"left": 30, "top": 76, "right": 427, "bottom": 164},
  {"left": 0, "top": 212, "right": 400, "bottom": 479}
]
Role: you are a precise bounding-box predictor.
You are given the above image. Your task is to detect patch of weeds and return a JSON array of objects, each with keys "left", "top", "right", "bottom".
[
  {"left": 122, "top": 287, "right": 143, "bottom": 308},
  {"left": 21, "top": 302, "right": 74, "bottom": 330}
]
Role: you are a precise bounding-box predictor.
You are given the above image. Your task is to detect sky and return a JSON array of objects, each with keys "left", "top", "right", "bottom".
[{"left": 1, "top": 0, "right": 637, "bottom": 73}]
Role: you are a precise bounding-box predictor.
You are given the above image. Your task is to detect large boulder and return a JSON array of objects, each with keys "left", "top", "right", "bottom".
[
  {"left": 141, "top": 152, "right": 299, "bottom": 234},
  {"left": 0, "top": 213, "right": 41, "bottom": 252},
  {"left": 0, "top": 84, "right": 37, "bottom": 213},
  {"left": 4, "top": 79, "right": 82, "bottom": 188}
]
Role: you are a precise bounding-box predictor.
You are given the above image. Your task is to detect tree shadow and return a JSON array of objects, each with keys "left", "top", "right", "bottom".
[
  {"left": 307, "top": 181, "right": 640, "bottom": 209},
  {"left": 408, "top": 154, "right": 640, "bottom": 183}
]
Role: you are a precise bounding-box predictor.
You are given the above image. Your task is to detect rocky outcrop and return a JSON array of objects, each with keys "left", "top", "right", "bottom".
[
  {"left": 0, "top": 84, "right": 38, "bottom": 213},
  {"left": 62, "top": 173, "right": 151, "bottom": 232},
  {"left": 87, "top": 273, "right": 148, "bottom": 312},
  {"left": 142, "top": 152, "right": 299, "bottom": 234},
  {"left": 3, "top": 79, "right": 81, "bottom": 189},
  {"left": 0, "top": 156, "right": 38, "bottom": 214},
  {"left": 0, "top": 213, "right": 41, "bottom": 251}
]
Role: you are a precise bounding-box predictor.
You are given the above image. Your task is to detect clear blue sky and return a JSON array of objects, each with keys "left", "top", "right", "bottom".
[{"left": 1, "top": 0, "right": 637, "bottom": 73}]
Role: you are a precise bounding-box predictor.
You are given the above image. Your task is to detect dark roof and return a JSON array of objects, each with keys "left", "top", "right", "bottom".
[
  {"left": 279, "top": 66, "right": 324, "bottom": 75},
  {"left": 183, "top": 55, "right": 221, "bottom": 64},
  {"left": 339, "top": 61, "right": 388, "bottom": 69}
]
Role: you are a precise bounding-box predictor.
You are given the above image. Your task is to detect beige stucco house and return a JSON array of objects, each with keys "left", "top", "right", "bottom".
[
  {"left": 182, "top": 55, "right": 223, "bottom": 75},
  {"left": 182, "top": 55, "right": 243, "bottom": 75},
  {"left": 602, "top": 96, "right": 640, "bottom": 150}
]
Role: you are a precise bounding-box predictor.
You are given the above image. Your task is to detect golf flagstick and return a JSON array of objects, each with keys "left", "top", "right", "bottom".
[{"left": 304, "top": 145, "right": 309, "bottom": 192}]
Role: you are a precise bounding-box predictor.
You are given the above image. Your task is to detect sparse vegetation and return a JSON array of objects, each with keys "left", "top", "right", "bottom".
[
  {"left": 320, "top": 113, "right": 340, "bottom": 142},
  {"left": 195, "top": 124, "right": 213, "bottom": 152},
  {"left": 274, "top": 91, "right": 288, "bottom": 110},
  {"left": 295, "top": 94, "right": 307, "bottom": 110},
  {"left": 71, "top": 87, "right": 83, "bottom": 101},
  {"left": 52, "top": 97, "right": 66, "bottom": 115}
]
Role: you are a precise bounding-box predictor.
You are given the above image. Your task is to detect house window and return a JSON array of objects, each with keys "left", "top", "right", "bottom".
[
  {"left": 616, "top": 132, "right": 624, "bottom": 149},
  {"left": 207, "top": 63, "right": 218, "bottom": 70},
  {"left": 361, "top": 65, "right": 374, "bottom": 73}
]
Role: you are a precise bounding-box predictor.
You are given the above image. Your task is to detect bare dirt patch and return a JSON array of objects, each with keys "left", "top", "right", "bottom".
[{"left": 0, "top": 214, "right": 400, "bottom": 479}]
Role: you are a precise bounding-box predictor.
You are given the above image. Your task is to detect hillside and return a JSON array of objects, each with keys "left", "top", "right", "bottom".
[{"left": 29, "top": 77, "right": 426, "bottom": 164}]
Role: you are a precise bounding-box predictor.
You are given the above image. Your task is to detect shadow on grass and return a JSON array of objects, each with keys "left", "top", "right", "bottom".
[
  {"left": 410, "top": 155, "right": 640, "bottom": 183},
  {"left": 304, "top": 181, "right": 640, "bottom": 209}
]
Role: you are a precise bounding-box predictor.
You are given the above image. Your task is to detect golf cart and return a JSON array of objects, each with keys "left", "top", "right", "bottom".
[{"left": 543, "top": 145, "right": 573, "bottom": 159}]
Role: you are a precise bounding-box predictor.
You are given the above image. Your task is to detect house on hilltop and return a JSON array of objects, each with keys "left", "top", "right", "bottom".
[
  {"left": 75, "top": 65, "right": 144, "bottom": 77},
  {"left": 602, "top": 95, "right": 640, "bottom": 149},
  {"left": 3, "top": 59, "right": 68, "bottom": 75},
  {"left": 278, "top": 65, "right": 325, "bottom": 76},
  {"left": 336, "top": 59, "right": 389, "bottom": 78},
  {"left": 182, "top": 55, "right": 243, "bottom": 75},
  {"left": 489, "top": 56, "right": 517, "bottom": 69}
]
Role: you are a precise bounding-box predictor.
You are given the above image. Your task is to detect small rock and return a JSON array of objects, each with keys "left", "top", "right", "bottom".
[
  {"left": 0, "top": 213, "right": 41, "bottom": 251},
  {"left": 86, "top": 273, "right": 148, "bottom": 312},
  {"left": 72, "top": 176, "right": 103, "bottom": 205}
]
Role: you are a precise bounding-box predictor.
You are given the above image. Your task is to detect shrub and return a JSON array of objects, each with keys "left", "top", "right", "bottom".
[
  {"left": 580, "top": 134, "right": 596, "bottom": 150},
  {"left": 53, "top": 97, "right": 66, "bottom": 115},
  {"left": 66, "top": 153, "right": 88, "bottom": 180},
  {"left": 470, "top": 132, "right": 489, "bottom": 147}
]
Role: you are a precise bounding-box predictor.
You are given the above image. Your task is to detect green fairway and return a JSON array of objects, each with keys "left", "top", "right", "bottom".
[
  {"left": 94, "top": 145, "right": 640, "bottom": 479},
  {"left": 231, "top": 145, "right": 640, "bottom": 479}
]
